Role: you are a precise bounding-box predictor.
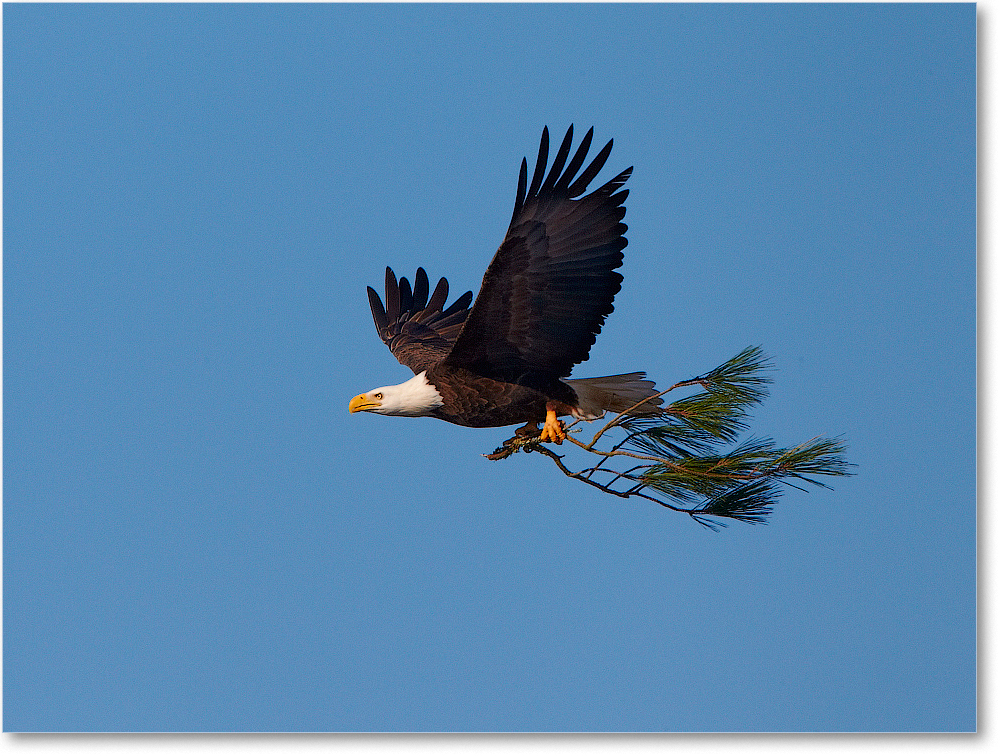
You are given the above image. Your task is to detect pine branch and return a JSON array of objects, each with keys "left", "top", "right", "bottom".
[{"left": 485, "top": 347, "right": 853, "bottom": 529}]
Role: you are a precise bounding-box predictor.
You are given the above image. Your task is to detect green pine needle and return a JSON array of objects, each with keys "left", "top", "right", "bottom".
[
  {"left": 692, "top": 479, "right": 779, "bottom": 529},
  {"left": 699, "top": 345, "right": 773, "bottom": 405}
]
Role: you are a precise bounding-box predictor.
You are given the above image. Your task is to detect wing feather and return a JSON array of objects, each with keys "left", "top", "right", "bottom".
[
  {"left": 425, "top": 276, "right": 450, "bottom": 314},
  {"left": 526, "top": 127, "right": 549, "bottom": 200},
  {"left": 383, "top": 267, "right": 400, "bottom": 322},
  {"left": 567, "top": 138, "right": 616, "bottom": 196},
  {"left": 367, "top": 286, "right": 388, "bottom": 331},
  {"left": 555, "top": 127, "right": 594, "bottom": 193},
  {"left": 398, "top": 275, "right": 413, "bottom": 314},
  {"left": 539, "top": 125, "right": 574, "bottom": 195},
  {"left": 412, "top": 267, "right": 429, "bottom": 311},
  {"left": 441, "top": 290, "right": 474, "bottom": 318}
]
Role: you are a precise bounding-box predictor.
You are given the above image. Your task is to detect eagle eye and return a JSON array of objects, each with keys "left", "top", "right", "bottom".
[{"left": 374, "top": 392, "right": 383, "bottom": 400}]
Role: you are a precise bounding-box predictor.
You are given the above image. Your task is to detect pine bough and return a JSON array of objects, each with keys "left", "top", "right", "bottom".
[{"left": 487, "top": 347, "right": 852, "bottom": 530}]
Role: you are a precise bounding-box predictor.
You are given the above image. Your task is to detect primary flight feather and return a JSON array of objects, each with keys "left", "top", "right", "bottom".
[{"left": 349, "top": 125, "right": 662, "bottom": 443}]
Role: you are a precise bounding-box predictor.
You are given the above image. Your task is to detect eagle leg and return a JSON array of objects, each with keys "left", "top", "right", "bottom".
[
  {"left": 539, "top": 404, "right": 566, "bottom": 444},
  {"left": 515, "top": 422, "right": 540, "bottom": 438}
]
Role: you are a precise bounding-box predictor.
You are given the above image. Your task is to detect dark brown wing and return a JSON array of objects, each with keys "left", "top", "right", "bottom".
[
  {"left": 367, "top": 267, "right": 473, "bottom": 374},
  {"left": 443, "top": 125, "right": 631, "bottom": 387}
]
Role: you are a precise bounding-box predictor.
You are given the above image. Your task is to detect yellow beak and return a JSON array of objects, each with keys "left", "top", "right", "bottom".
[{"left": 349, "top": 394, "right": 380, "bottom": 413}]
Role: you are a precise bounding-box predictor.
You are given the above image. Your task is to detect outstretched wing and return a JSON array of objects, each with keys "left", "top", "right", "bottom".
[
  {"left": 367, "top": 267, "right": 473, "bottom": 374},
  {"left": 443, "top": 125, "right": 631, "bottom": 387}
]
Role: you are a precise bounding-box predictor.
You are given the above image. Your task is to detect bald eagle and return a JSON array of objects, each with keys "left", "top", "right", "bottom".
[{"left": 349, "top": 126, "right": 662, "bottom": 443}]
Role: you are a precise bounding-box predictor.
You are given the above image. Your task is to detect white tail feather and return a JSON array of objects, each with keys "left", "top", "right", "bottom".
[{"left": 565, "top": 372, "right": 662, "bottom": 420}]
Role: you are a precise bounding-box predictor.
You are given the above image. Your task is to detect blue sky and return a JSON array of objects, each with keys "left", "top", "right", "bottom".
[{"left": 3, "top": 2, "right": 975, "bottom": 732}]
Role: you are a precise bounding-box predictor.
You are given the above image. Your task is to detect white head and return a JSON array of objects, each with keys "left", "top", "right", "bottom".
[{"left": 348, "top": 371, "right": 444, "bottom": 417}]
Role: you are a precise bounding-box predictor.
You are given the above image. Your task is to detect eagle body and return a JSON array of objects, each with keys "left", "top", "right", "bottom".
[
  {"left": 423, "top": 364, "right": 575, "bottom": 429},
  {"left": 350, "top": 126, "right": 662, "bottom": 441}
]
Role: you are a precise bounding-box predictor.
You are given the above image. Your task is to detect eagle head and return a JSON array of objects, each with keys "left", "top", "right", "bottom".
[{"left": 348, "top": 371, "right": 444, "bottom": 417}]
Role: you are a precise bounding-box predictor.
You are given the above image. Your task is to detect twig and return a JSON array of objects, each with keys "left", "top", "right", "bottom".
[{"left": 530, "top": 445, "right": 696, "bottom": 518}]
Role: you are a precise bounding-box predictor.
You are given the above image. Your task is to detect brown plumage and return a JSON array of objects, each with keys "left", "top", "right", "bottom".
[{"left": 350, "top": 126, "right": 662, "bottom": 440}]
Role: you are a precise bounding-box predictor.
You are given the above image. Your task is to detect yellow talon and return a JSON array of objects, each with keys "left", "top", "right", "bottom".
[{"left": 539, "top": 408, "right": 566, "bottom": 444}]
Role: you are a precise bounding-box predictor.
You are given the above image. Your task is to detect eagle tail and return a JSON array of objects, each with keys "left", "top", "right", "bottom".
[{"left": 565, "top": 373, "right": 662, "bottom": 420}]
